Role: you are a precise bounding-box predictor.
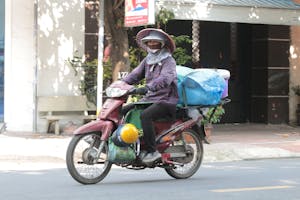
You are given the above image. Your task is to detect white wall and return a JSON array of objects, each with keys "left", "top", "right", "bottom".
[
  {"left": 4, "top": 0, "right": 85, "bottom": 132},
  {"left": 4, "top": 0, "right": 36, "bottom": 132},
  {"left": 37, "top": 0, "right": 85, "bottom": 97},
  {"left": 36, "top": 0, "right": 85, "bottom": 132}
]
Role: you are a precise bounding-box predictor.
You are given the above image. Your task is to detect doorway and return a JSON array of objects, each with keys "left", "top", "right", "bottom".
[
  {"left": 199, "top": 21, "right": 252, "bottom": 123},
  {"left": 198, "top": 22, "right": 289, "bottom": 124}
]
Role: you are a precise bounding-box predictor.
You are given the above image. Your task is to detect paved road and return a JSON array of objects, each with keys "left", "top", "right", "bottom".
[{"left": 1, "top": 158, "right": 299, "bottom": 200}]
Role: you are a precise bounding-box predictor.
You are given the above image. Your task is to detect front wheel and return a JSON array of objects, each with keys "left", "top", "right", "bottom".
[
  {"left": 66, "top": 132, "right": 112, "bottom": 184},
  {"left": 165, "top": 129, "right": 203, "bottom": 179}
]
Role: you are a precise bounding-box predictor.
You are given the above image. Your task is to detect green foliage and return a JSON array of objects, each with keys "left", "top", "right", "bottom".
[
  {"left": 67, "top": 54, "right": 112, "bottom": 105},
  {"left": 172, "top": 35, "right": 192, "bottom": 66},
  {"left": 127, "top": 83, "right": 145, "bottom": 103},
  {"left": 156, "top": 8, "right": 175, "bottom": 29},
  {"left": 129, "top": 46, "right": 147, "bottom": 70},
  {"left": 292, "top": 85, "right": 300, "bottom": 96},
  {"left": 202, "top": 106, "right": 225, "bottom": 125}
]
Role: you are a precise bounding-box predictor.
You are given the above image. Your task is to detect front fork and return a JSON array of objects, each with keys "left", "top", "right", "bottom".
[{"left": 93, "top": 140, "right": 106, "bottom": 164}]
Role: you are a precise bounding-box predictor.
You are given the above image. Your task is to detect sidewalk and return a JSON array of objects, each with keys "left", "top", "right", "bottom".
[
  {"left": 0, "top": 123, "right": 300, "bottom": 170},
  {"left": 205, "top": 123, "right": 300, "bottom": 162}
]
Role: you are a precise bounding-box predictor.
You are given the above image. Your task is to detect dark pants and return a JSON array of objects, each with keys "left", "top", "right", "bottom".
[{"left": 140, "top": 102, "right": 176, "bottom": 152}]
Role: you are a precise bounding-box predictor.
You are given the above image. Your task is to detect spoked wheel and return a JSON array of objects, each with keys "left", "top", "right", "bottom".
[
  {"left": 165, "top": 129, "right": 203, "bottom": 179},
  {"left": 66, "top": 132, "right": 112, "bottom": 184}
]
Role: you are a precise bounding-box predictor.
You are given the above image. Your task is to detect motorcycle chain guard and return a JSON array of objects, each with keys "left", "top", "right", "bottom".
[{"left": 163, "top": 145, "right": 194, "bottom": 164}]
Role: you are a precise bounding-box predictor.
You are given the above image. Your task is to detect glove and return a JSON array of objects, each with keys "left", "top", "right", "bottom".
[{"left": 134, "top": 87, "right": 148, "bottom": 95}]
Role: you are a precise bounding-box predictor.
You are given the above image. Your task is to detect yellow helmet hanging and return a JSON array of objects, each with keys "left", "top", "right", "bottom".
[
  {"left": 120, "top": 123, "right": 139, "bottom": 144},
  {"left": 112, "top": 124, "right": 139, "bottom": 146}
]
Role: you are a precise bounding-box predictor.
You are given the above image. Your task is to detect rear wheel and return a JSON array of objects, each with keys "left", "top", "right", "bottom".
[
  {"left": 66, "top": 132, "right": 112, "bottom": 184},
  {"left": 165, "top": 129, "right": 203, "bottom": 179}
]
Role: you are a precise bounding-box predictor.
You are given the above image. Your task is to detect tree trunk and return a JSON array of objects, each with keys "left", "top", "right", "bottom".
[
  {"left": 192, "top": 20, "right": 200, "bottom": 68},
  {"left": 104, "top": 0, "right": 130, "bottom": 81}
]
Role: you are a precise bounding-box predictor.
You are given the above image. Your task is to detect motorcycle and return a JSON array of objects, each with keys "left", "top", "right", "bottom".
[{"left": 66, "top": 80, "right": 229, "bottom": 184}]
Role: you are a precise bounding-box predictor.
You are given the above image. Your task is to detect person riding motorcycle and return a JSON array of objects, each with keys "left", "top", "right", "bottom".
[{"left": 123, "top": 28, "right": 178, "bottom": 164}]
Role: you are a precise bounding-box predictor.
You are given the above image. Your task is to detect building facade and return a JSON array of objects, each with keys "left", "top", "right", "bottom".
[
  {"left": 157, "top": 0, "right": 300, "bottom": 124},
  {"left": 1, "top": 0, "right": 300, "bottom": 133}
]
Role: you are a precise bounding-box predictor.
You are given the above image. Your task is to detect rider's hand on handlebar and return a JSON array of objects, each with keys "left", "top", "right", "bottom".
[{"left": 130, "top": 87, "right": 148, "bottom": 95}]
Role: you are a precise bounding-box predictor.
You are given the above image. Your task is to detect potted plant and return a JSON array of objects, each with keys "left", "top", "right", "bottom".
[
  {"left": 201, "top": 105, "right": 225, "bottom": 143},
  {"left": 291, "top": 85, "right": 300, "bottom": 125},
  {"left": 292, "top": 85, "right": 300, "bottom": 101}
]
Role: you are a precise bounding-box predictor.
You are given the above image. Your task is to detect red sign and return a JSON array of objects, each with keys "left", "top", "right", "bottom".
[
  {"left": 293, "top": 0, "right": 300, "bottom": 4},
  {"left": 124, "top": 0, "right": 155, "bottom": 27}
]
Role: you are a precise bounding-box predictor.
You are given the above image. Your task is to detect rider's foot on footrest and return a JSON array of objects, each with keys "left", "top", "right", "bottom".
[
  {"left": 142, "top": 151, "right": 161, "bottom": 163},
  {"left": 139, "top": 150, "right": 147, "bottom": 159}
]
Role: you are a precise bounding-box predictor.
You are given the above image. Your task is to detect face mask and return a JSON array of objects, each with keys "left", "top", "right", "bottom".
[{"left": 147, "top": 48, "right": 160, "bottom": 54}]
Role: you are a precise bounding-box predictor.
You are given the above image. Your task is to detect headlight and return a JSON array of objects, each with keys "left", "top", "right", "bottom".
[{"left": 105, "top": 87, "right": 127, "bottom": 97}]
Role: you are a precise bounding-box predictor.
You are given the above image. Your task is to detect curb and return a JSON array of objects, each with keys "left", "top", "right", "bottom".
[
  {"left": 1, "top": 134, "right": 299, "bottom": 164},
  {"left": 203, "top": 142, "right": 300, "bottom": 163},
  {"left": 1, "top": 123, "right": 300, "bottom": 170}
]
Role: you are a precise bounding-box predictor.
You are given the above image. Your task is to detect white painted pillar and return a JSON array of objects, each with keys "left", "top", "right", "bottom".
[{"left": 4, "top": 0, "right": 35, "bottom": 131}]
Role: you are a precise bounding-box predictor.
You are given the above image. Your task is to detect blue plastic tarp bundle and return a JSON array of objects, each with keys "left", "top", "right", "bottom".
[{"left": 176, "top": 66, "right": 226, "bottom": 106}]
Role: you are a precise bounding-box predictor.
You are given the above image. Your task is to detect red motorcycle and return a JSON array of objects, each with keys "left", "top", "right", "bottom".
[{"left": 66, "top": 80, "right": 228, "bottom": 184}]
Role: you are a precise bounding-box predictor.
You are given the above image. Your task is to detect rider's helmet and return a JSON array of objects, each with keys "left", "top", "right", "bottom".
[
  {"left": 136, "top": 28, "right": 176, "bottom": 53},
  {"left": 112, "top": 123, "right": 139, "bottom": 146}
]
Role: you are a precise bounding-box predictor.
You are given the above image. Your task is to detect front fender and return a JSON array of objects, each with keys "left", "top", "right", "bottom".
[{"left": 74, "top": 120, "right": 114, "bottom": 140}]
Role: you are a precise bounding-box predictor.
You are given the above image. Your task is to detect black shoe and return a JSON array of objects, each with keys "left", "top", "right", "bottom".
[{"left": 142, "top": 151, "right": 161, "bottom": 164}]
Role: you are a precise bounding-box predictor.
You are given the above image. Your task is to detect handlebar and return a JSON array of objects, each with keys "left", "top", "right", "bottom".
[{"left": 128, "top": 87, "right": 148, "bottom": 95}]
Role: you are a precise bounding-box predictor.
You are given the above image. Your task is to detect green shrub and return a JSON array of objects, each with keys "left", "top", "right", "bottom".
[
  {"left": 292, "top": 85, "right": 300, "bottom": 96},
  {"left": 201, "top": 106, "right": 225, "bottom": 125},
  {"left": 67, "top": 55, "right": 112, "bottom": 105}
]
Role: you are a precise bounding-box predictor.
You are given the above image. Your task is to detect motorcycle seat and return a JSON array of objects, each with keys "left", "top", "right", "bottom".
[{"left": 122, "top": 102, "right": 175, "bottom": 125}]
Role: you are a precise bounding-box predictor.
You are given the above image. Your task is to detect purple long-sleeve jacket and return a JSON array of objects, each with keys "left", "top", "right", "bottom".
[{"left": 123, "top": 56, "right": 179, "bottom": 105}]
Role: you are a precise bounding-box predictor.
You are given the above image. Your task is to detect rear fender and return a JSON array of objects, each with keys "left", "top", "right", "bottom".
[{"left": 73, "top": 120, "right": 114, "bottom": 140}]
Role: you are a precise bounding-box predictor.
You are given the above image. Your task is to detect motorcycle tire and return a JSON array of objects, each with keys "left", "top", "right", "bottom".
[
  {"left": 66, "top": 132, "right": 112, "bottom": 184},
  {"left": 165, "top": 129, "right": 203, "bottom": 179}
]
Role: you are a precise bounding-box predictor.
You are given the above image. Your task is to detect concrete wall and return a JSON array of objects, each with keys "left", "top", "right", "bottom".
[
  {"left": 4, "top": 0, "right": 36, "bottom": 131},
  {"left": 289, "top": 26, "right": 300, "bottom": 124},
  {"left": 37, "top": 0, "right": 85, "bottom": 97},
  {"left": 4, "top": 0, "right": 85, "bottom": 132},
  {"left": 37, "top": 0, "right": 85, "bottom": 132}
]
